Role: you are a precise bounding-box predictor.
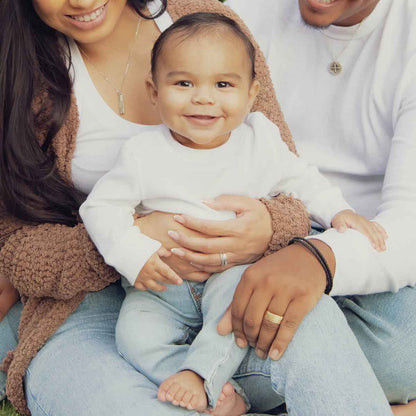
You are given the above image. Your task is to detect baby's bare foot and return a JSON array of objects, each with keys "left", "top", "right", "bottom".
[
  {"left": 208, "top": 382, "right": 246, "bottom": 416},
  {"left": 158, "top": 370, "right": 208, "bottom": 411}
]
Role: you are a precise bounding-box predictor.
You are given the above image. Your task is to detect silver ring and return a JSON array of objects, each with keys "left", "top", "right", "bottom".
[{"left": 219, "top": 252, "right": 228, "bottom": 266}]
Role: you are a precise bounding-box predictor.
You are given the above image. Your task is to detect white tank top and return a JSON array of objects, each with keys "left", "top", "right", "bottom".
[{"left": 70, "top": 0, "right": 172, "bottom": 194}]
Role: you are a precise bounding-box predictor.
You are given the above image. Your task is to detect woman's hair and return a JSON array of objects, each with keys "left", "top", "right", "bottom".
[
  {"left": 0, "top": 0, "right": 167, "bottom": 226},
  {"left": 151, "top": 12, "right": 256, "bottom": 81}
]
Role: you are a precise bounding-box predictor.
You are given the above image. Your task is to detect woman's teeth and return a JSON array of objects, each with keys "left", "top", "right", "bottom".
[
  {"left": 70, "top": 5, "right": 105, "bottom": 22},
  {"left": 317, "top": 0, "right": 336, "bottom": 3}
]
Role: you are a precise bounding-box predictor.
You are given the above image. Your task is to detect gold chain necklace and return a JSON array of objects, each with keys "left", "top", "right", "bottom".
[
  {"left": 79, "top": 18, "right": 141, "bottom": 115},
  {"left": 320, "top": 19, "right": 365, "bottom": 76}
]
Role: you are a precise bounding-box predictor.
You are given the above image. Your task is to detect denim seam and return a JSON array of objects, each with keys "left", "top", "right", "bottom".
[
  {"left": 203, "top": 336, "right": 245, "bottom": 407},
  {"left": 25, "top": 369, "right": 51, "bottom": 416},
  {"left": 185, "top": 281, "right": 202, "bottom": 315}
]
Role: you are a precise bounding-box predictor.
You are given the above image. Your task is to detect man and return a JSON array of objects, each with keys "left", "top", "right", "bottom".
[{"left": 222, "top": 0, "right": 416, "bottom": 414}]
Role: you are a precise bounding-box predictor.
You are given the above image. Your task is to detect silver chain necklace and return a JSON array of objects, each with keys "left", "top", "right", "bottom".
[
  {"left": 80, "top": 18, "right": 141, "bottom": 115},
  {"left": 320, "top": 19, "right": 365, "bottom": 76}
]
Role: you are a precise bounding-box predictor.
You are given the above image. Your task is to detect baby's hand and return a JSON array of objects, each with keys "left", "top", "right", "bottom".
[
  {"left": 135, "top": 247, "right": 183, "bottom": 291},
  {"left": 332, "top": 209, "right": 388, "bottom": 252}
]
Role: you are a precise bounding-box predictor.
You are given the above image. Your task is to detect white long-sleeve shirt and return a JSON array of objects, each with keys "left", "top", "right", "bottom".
[
  {"left": 227, "top": 0, "right": 416, "bottom": 295},
  {"left": 80, "top": 112, "right": 351, "bottom": 286}
]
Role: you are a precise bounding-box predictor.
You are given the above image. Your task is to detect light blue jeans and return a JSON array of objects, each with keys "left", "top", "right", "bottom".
[
  {"left": 116, "top": 265, "right": 250, "bottom": 408},
  {"left": 2, "top": 282, "right": 416, "bottom": 415}
]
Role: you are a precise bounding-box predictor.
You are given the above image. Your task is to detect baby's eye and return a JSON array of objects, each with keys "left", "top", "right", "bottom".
[
  {"left": 216, "top": 81, "right": 232, "bottom": 88},
  {"left": 176, "top": 81, "right": 193, "bottom": 87}
]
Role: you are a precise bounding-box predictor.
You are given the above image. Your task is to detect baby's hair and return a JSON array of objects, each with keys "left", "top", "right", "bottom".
[{"left": 151, "top": 12, "right": 256, "bottom": 80}]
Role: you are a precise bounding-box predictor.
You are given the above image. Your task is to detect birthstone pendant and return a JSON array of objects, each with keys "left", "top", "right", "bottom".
[
  {"left": 329, "top": 61, "right": 342, "bottom": 75},
  {"left": 118, "top": 92, "right": 125, "bottom": 115}
]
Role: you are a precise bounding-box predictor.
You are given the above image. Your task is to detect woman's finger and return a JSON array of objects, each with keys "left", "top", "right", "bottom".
[
  {"left": 167, "top": 230, "right": 233, "bottom": 254},
  {"left": 171, "top": 248, "right": 236, "bottom": 268},
  {"left": 174, "top": 215, "right": 237, "bottom": 237},
  {"left": 203, "top": 194, "right": 255, "bottom": 213}
]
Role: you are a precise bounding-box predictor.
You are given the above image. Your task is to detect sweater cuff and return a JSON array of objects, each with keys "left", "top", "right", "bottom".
[{"left": 260, "top": 196, "right": 310, "bottom": 256}]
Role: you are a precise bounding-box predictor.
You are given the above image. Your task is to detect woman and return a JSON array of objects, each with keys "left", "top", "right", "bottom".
[{"left": 0, "top": 0, "right": 401, "bottom": 415}]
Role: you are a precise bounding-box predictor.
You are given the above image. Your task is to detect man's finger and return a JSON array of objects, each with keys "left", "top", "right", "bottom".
[
  {"left": 230, "top": 272, "right": 255, "bottom": 348},
  {"left": 241, "top": 289, "right": 271, "bottom": 348},
  {"left": 269, "top": 297, "right": 313, "bottom": 360},
  {"left": 255, "top": 296, "right": 289, "bottom": 359}
]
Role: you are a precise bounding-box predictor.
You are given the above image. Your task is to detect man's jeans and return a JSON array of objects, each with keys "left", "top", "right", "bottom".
[
  {"left": 116, "top": 265, "right": 250, "bottom": 408},
  {"left": 1, "top": 282, "right": 416, "bottom": 415}
]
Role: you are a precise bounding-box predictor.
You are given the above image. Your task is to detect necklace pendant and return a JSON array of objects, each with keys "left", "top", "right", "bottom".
[
  {"left": 329, "top": 61, "right": 342, "bottom": 75},
  {"left": 118, "top": 92, "right": 125, "bottom": 115}
]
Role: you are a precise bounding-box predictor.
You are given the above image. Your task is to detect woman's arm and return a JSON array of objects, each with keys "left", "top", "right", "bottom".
[{"left": 0, "top": 213, "right": 119, "bottom": 300}]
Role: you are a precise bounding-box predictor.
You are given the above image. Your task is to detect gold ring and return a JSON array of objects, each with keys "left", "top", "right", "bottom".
[{"left": 264, "top": 310, "right": 283, "bottom": 325}]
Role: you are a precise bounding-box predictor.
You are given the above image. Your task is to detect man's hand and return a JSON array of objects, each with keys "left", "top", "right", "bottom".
[
  {"left": 218, "top": 240, "right": 335, "bottom": 360},
  {"left": 0, "top": 278, "right": 19, "bottom": 322}
]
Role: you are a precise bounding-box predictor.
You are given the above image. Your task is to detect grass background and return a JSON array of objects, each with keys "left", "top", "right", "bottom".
[{"left": 0, "top": 1, "right": 228, "bottom": 415}]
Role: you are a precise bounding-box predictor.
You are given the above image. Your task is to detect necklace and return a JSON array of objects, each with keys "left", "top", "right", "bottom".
[
  {"left": 320, "top": 19, "right": 365, "bottom": 76},
  {"left": 80, "top": 18, "right": 141, "bottom": 115}
]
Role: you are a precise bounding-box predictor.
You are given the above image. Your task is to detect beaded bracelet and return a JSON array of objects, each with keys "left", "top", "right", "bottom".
[{"left": 288, "top": 236, "right": 333, "bottom": 295}]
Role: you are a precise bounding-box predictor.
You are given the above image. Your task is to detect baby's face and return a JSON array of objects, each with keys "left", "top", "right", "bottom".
[{"left": 147, "top": 30, "right": 259, "bottom": 149}]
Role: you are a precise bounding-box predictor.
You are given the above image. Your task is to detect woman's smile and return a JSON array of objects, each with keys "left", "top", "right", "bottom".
[{"left": 66, "top": 2, "right": 108, "bottom": 30}]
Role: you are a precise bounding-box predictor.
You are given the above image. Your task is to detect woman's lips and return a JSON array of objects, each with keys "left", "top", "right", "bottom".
[{"left": 65, "top": 2, "right": 108, "bottom": 30}]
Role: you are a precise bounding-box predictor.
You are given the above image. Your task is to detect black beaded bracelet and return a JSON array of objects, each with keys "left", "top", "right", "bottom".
[{"left": 288, "top": 237, "right": 333, "bottom": 295}]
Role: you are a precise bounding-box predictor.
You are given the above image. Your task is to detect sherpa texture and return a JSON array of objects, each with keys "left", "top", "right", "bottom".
[{"left": 0, "top": 0, "right": 309, "bottom": 414}]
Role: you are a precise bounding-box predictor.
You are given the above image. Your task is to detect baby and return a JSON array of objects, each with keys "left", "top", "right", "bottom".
[{"left": 80, "top": 12, "right": 386, "bottom": 416}]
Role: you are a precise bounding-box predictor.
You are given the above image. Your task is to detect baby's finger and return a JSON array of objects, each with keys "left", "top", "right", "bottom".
[
  {"left": 332, "top": 217, "right": 347, "bottom": 232},
  {"left": 372, "top": 221, "right": 388, "bottom": 239},
  {"left": 144, "top": 279, "right": 167, "bottom": 292},
  {"left": 134, "top": 282, "right": 147, "bottom": 291},
  {"left": 369, "top": 224, "right": 386, "bottom": 252},
  {"left": 156, "top": 260, "right": 183, "bottom": 285}
]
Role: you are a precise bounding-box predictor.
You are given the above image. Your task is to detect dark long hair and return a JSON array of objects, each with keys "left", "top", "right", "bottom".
[{"left": 0, "top": 0, "right": 167, "bottom": 226}]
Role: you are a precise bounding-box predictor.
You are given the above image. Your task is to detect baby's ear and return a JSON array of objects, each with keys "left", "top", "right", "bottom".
[
  {"left": 248, "top": 79, "right": 260, "bottom": 110},
  {"left": 145, "top": 75, "right": 158, "bottom": 105}
]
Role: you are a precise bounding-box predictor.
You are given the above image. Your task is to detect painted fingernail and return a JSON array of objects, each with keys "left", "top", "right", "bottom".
[
  {"left": 173, "top": 215, "right": 185, "bottom": 224},
  {"left": 168, "top": 230, "right": 179, "bottom": 240},
  {"left": 270, "top": 349, "right": 280, "bottom": 360},
  {"left": 171, "top": 248, "right": 185, "bottom": 257},
  {"left": 236, "top": 338, "right": 247, "bottom": 348}
]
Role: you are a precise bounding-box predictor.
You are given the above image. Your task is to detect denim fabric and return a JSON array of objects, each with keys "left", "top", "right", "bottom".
[
  {"left": 116, "top": 264, "right": 250, "bottom": 407},
  {"left": 1, "top": 282, "right": 416, "bottom": 415}
]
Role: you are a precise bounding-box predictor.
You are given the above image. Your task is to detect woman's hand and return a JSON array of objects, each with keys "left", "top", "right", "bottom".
[
  {"left": 167, "top": 195, "right": 273, "bottom": 273},
  {"left": 0, "top": 277, "right": 19, "bottom": 322},
  {"left": 217, "top": 240, "right": 335, "bottom": 360},
  {"left": 135, "top": 212, "right": 211, "bottom": 282}
]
